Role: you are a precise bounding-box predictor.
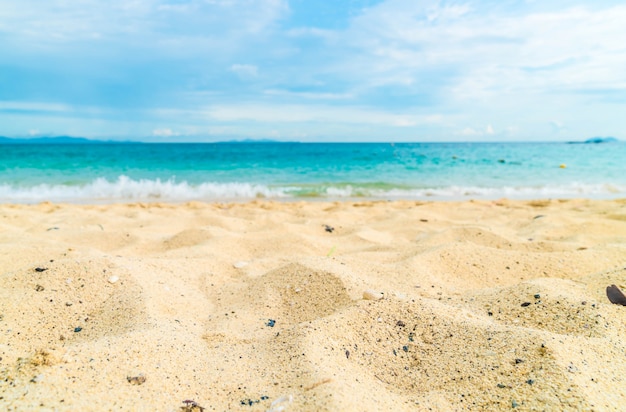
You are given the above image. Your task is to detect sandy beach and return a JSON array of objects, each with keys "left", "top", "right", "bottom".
[{"left": 1, "top": 199, "right": 626, "bottom": 411}]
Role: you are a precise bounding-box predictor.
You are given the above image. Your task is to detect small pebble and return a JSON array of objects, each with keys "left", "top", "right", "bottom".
[
  {"left": 269, "top": 395, "right": 293, "bottom": 410},
  {"left": 65, "top": 302, "right": 73, "bottom": 307},
  {"left": 30, "top": 374, "right": 44, "bottom": 383},
  {"left": 35, "top": 267, "right": 48, "bottom": 272},
  {"left": 515, "top": 358, "right": 524, "bottom": 364},
  {"left": 363, "top": 290, "right": 384, "bottom": 300},
  {"left": 526, "top": 379, "right": 534, "bottom": 385},
  {"left": 74, "top": 327, "right": 82, "bottom": 333},
  {"left": 266, "top": 319, "right": 276, "bottom": 327},
  {"left": 108, "top": 275, "right": 119, "bottom": 284},
  {"left": 233, "top": 261, "right": 249, "bottom": 269},
  {"left": 35, "top": 284, "right": 45, "bottom": 292},
  {"left": 497, "top": 383, "right": 506, "bottom": 388},
  {"left": 534, "top": 294, "right": 541, "bottom": 299},
  {"left": 127, "top": 374, "right": 146, "bottom": 385},
  {"left": 521, "top": 302, "right": 531, "bottom": 307}
]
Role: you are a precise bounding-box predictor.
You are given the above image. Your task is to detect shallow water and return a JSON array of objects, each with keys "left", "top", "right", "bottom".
[{"left": 1, "top": 142, "right": 624, "bottom": 202}]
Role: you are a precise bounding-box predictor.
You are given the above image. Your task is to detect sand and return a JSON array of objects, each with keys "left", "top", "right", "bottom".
[{"left": 1, "top": 199, "right": 626, "bottom": 411}]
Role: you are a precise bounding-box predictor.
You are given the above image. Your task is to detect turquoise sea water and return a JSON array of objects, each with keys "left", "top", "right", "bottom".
[{"left": 0, "top": 142, "right": 624, "bottom": 203}]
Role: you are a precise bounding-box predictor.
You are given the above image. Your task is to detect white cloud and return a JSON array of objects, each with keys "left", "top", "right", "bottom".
[
  {"left": 457, "top": 124, "right": 497, "bottom": 136},
  {"left": 230, "top": 64, "right": 258, "bottom": 78},
  {"left": 347, "top": 2, "right": 626, "bottom": 98},
  {"left": 152, "top": 128, "right": 180, "bottom": 137},
  {"left": 0, "top": 0, "right": 288, "bottom": 51},
  {"left": 263, "top": 89, "right": 353, "bottom": 100},
  {"left": 0, "top": 101, "right": 72, "bottom": 112},
  {"left": 203, "top": 103, "right": 443, "bottom": 127}
]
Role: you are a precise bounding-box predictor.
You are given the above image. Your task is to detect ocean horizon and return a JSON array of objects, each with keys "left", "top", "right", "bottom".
[{"left": 1, "top": 141, "right": 624, "bottom": 203}]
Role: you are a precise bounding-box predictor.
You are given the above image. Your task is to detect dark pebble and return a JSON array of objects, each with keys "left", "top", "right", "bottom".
[
  {"left": 266, "top": 319, "right": 276, "bottom": 327},
  {"left": 534, "top": 294, "right": 541, "bottom": 299},
  {"left": 487, "top": 311, "right": 493, "bottom": 316},
  {"left": 521, "top": 302, "right": 531, "bottom": 307},
  {"left": 515, "top": 358, "right": 524, "bottom": 364},
  {"left": 345, "top": 350, "right": 350, "bottom": 359},
  {"left": 526, "top": 379, "right": 534, "bottom": 385},
  {"left": 74, "top": 327, "right": 82, "bottom": 333},
  {"left": 35, "top": 267, "right": 48, "bottom": 272},
  {"left": 35, "top": 284, "right": 45, "bottom": 292},
  {"left": 396, "top": 320, "right": 406, "bottom": 327},
  {"left": 606, "top": 285, "right": 626, "bottom": 306},
  {"left": 324, "top": 225, "right": 334, "bottom": 233},
  {"left": 402, "top": 346, "right": 409, "bottom": 352},
  {"left": 497, "top": 383, "right": 506, "bottom": 388},
  {"left": 260, "top": 396, "right": 269, "bottom": 401}
]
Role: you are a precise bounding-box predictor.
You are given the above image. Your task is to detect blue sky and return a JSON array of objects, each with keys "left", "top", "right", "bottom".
[{"left": 1, "top": 0, "right": 625, "bottom": 142}]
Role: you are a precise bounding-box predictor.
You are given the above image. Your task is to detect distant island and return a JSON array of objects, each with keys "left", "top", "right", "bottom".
[
  {"left": 568, "top": 136, "right": 620, "bottom": 144},
  {"left": 0, "top": 136, "right": 137, "bottom": 144},
  {"left": 0, "top": 136, "right": 293, "bottom": 144}
]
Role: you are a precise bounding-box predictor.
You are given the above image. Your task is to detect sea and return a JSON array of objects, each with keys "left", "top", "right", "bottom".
[{"left": 0, "top": 142, "right": 624, "bottom": 203}]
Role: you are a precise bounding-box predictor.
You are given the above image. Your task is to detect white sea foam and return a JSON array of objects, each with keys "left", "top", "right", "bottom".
[
  {"left": 0, "top": 175, "right": 289, "bottom": 203},
  {"left": 0, "top": 176, "right": 624, "bottom": 203}
]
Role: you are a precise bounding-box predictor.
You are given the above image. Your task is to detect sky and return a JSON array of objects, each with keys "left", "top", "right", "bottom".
[{"left": 1, "top": 0, "right": 625, "bottom": 142}]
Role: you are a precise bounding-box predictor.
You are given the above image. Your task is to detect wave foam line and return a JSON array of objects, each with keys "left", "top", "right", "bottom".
[
  {"left": 0, "top": 176, "right": 289, "bottom": 202},
  {"left": 0, "top": 176, "right": 624, "bottom": 202}
]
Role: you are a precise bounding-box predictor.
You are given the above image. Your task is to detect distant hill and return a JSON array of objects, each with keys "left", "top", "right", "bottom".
[
  {"left": 568, "top": 136, "right": 619, "bottom": 144},
  {"left": 216, "top": 138, "right": 297, "bottom": 144},
  {"left": 584, "top": 136, "right": 619, "bottom": 144},
  {"left": 0, "top": 136, "right": 137, "bottom": 144}
]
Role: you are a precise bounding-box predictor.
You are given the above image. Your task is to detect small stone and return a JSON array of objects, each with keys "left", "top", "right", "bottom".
[
  {"left": 35, "top": 284, "right": 45, "bottom": 292},
  {"left": 35, "top": 267, "right": 48, "bottom": 272},
  {"left": 108, "top": 275, "right": 119, "bottom": 284},
  {"left": 127, "top": 374, "right": 146, "bottom": 385},
  {"left": 497, "top": 383, "right": 506, "bottom": 388},
  {"left": 74, "top": 327, "right": 82, "bottom": 333},
  {"left": 402, "top": 345, "right": 409, "bottom": 352},
  {"left": 65, "top": 302, "right": 73, "bottom": 307},
  {"left": 30, "top": 374, "right": 44, "bottom": 383},
  {"left": 512, "top": 400, "right": 519, "bottom": 408},
  {"left": 363, "top": 290, "right": 384, "bottom": 300},
  {"left": 396, "top": 320, "right": 406, "bottom": 327},
  {"left": 233, "top": 261, "right": 248, "bottom": 269},
  {"left": 266, "top": 319, "right": 276, "bottom": 327},
  {"left": 515, "top": 358, "right": 524, "bottom": 364},
  {"left": 534, "top": 294, "right": 541, "bottom": 299},
  {"left": 521, "top": 302, "right": 531, "bottom": 307},
  {"left": 526, "top": 379, "right": 534, "bottom": 385}
]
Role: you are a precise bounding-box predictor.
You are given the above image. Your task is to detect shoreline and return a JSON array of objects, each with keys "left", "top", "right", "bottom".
[{"left": 2, "top": 198, "right": 626, "bottom": 410}]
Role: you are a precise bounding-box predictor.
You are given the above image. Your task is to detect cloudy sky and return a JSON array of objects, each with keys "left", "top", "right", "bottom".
[{"left": 1, "top": 0, "right": 625, "bottom": 142}]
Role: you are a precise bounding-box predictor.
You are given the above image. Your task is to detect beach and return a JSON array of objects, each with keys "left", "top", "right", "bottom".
[{"left": 1, "top": 198, "right": 626, "bottom": 410}]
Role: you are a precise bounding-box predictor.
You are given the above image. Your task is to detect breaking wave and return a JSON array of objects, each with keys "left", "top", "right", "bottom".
[{"left": 0, "top": 175, "right": 624, "bottom": 203}]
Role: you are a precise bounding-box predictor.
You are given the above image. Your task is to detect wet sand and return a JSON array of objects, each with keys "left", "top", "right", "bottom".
[{"left": 1, "top": 199, "right": 626, "bottom": 411}]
